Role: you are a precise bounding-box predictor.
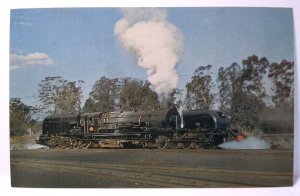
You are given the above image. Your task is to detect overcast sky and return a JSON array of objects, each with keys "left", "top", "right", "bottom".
[{"left": 9, "top": 7, "right": 294, "bottom": 106}]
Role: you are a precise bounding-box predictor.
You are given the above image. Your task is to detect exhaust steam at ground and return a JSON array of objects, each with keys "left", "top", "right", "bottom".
[
  {"left": 10, "top": 132, "right": 48, "bottom": 150},
  {"left": 219, "top": 136, "right": 271, "bottom": 150}
]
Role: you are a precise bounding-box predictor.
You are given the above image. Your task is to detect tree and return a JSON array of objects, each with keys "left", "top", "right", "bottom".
[
  {"left": 83, "top": 77, "right": 160, "bottom": 112},
  {"left": 55, "top": 81, "right": 83, "bottom": 113},
  {"left": 235, "top": 55, "right": 269, "bottom": 129},
  {"left": 139, "top": 81, "right": 160, "bottom": 109},
  {"left": 268, "top": 59, "right": 294, "bottom": 107},
  {"left": 10, "top": 98, "right": 33, "bottom": 135},
  {"left": 82, "top": 97, "right": 97, "bottom": 112},
  {"left": 184, "top": 64, "right": 215, "bottom": 110},
  {"left": 119, "top": 78, "right": 143, "bottom": 110},
  {"left": 38, "top": 76, "right": 83, "bottom": 115},
  {"left": 119, "top": 78, "right": 160, "bottom": 110},
  {"left": 217, "top": 63, "right": 241, "bottom": 113},
  {"left": 217, "top": 55, "right": 269, "bottom": 130},
  {"left": 85, "top": 76, "right": 119, "bottom": 112},
  {"left": 240, "top": 55, "right": 269, "bottom": 99}
]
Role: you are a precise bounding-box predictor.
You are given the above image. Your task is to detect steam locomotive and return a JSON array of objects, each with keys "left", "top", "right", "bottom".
[{"left": 36, "top": 107, "right": 235, "bottom": 149}]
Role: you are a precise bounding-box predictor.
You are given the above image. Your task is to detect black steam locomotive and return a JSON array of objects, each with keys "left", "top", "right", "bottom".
[{"left": 36, "top": 107, "right": 233, "bottom": 149}]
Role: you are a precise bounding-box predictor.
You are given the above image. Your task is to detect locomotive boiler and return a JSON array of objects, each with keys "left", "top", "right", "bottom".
[{"left": 36, "top": 107, "right": 234, "bottom": 149}]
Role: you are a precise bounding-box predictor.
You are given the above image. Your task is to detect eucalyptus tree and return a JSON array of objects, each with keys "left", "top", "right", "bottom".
[
  {"left": 38, "top": 76, "right": 83, "bottom": 115},
  {"left": 217, "top": 55, "right": 269, "bottom": 130},
  {"left": 184, "top": 64, "right": 215, "bottom": 110},
  {"left": 268, "top": 59, "right": 294, "bottom": 108}
]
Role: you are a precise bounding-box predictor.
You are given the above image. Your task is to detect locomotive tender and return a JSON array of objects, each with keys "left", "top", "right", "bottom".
[{"left": 36, "top": 107, "right": 233, "bottom": 149}]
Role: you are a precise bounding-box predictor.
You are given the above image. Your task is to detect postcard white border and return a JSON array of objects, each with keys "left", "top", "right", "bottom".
[{"left": 1, "top": 1, "right": 299, "bottom": 196}]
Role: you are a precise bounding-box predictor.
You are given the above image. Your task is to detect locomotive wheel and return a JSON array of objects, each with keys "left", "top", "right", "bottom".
[
  {"left": 176, "top": 142, "right": 186, "bottom": 149},
  {"left": 61, "top": 138, "right": 72, "bottom": 149},
  {"left": 188, "top": 142, "right": 199, "bottom": 149},
  {"left": 80, "top": 142, "right": 91, "bottom": 149},
  {"left": 72, "top": 140, "right": 80, "bottom": 149},
  {"left": 166, "top": 141, "right": 176, "bottom": 149},
  {"left": 63, "top": 141, "right": 71, "bottom": 149},
  {"left": 177, "top": 142, "right": 199, "bottom": 149},
  {"left": 155, "top": 136, "right": 168, "bottom": 149},
  {"left": 47, "top": 139, "right": 57, "bottom": 148}
]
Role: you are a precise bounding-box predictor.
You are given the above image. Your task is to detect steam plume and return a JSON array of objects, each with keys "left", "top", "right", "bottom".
[{"left": 114, "top": 8, "right": 183, "bottom": 96}]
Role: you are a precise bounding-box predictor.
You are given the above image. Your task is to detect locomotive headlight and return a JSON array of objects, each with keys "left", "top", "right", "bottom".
[{"left": 89, "top": 126, "right": 94, "bottom": 132}]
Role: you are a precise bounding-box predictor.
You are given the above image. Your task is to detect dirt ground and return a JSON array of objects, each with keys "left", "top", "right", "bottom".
[{"left": 10, "top": 148, "right": 293, "bottom": 188}]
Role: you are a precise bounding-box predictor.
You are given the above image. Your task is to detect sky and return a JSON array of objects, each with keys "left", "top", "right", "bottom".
[{"left": 9, "top": 7, "right": 294, "bottom": 107}]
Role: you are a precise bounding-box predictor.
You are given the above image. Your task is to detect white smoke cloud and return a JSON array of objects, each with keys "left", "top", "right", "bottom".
[
  {"left": 10, "top": 133, "right": 48, "bottom": 150},
  {"left": 114, "top": 8, "right": 183, "bottom": 96},
  {"left": 10, "top": 52, "right": 54, "bottom": 70},
  {"left": 219, "top": 136, "right": 271, "bottom": 149},
  {"left": 10, "top": 143, "right": 48, "bottom": 150},
  {"left": 24, "top": 143, "right": 48, "bottom": 150}
]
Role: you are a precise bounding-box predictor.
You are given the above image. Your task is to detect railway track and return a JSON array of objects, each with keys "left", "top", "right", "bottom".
[{"left": 11, "top": 158, "right": 292, "bottom": 187}]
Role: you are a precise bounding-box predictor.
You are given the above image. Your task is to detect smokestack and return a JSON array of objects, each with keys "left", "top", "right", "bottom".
[{"left": 114, "top": 8, "right": 183, "bottom": 96}]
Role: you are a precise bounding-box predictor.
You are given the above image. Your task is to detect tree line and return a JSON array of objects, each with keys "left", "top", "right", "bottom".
[{"left": 10, "top": 55, "right": 294, "bottom": 135}]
